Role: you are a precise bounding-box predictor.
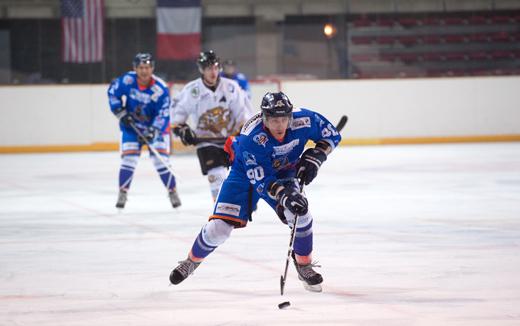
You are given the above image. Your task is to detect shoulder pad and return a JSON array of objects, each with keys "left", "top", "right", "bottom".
[
  {"left": 290, "top": 116, "right": 311, "bottom": 130},
  {"left": 152, "top": 75, "right": 169, "bottom": 89},
  {"left": 122, "top": 73, "right": 135, "bottom": 85},
  {"left": 241, "top": 112, "right": 262, "bottom": 136}
]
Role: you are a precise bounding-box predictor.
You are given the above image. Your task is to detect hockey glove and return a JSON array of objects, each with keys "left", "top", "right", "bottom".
[
  {"left": 296, "top": 148, "right": 327, "bottom": 185},
  {"left": 114, "top": 108, "right": 134, "bottom": 127},
  {"left": 270, "top": 179, "right": 308, "bottom": 216},
  {"left": 173, "top": 123, "right": 196, "bottom": 146},
  {"left": 140, "top": 126, "right": 159, "bottom": 144}
]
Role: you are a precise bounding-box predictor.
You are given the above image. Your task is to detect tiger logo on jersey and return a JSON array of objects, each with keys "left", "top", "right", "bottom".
[{"left": 197, "top": 107, "right": 231, "bottom": 134}]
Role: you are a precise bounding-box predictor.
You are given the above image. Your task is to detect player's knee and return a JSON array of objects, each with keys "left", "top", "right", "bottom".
[
  {"left": 151, "top": 154, "right": 169, "bottom": 169},
  {"left": 122, "top": 155, "right": 139, "bottom": 168},
  {"left": 201, "top": 219, "right": 233, "bottom": 247},
  {"left": 208, "top": 166, "right": 227, "bottom": 186}
]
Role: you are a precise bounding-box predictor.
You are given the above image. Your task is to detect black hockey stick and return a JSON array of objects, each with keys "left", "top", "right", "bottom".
[
  {"left": 192, "top": 136, "right": 228, "bottom": 145},
  {"left": 191, "top": 115, "right": 348, "bottom": 146},
  {"left": 336, "top": 115, "right": 348, "bottom": 133},
  {"left": 279, "top": 114, "right": 349, "bottom": 298},
  {"left": 279, "top": 180, "right": 305, "bottom": 296}
]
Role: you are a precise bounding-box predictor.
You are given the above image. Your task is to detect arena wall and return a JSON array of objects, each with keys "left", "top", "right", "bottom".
[{"left": 0, "top": 76, "right": 519, "bottom": 153}]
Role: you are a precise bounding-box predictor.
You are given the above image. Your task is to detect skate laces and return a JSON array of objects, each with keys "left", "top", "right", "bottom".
[
  {"left": 117, "top": 191, "right": 127, "bottom": 202},
  {"left": 297, "top": 260, "right": 321, "bottom": 278},
  {"left": 176, "top": 259, "right": 199, "bottom": 277}
]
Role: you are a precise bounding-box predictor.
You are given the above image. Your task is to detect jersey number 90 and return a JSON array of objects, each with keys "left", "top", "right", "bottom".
[{"left": 246, "top": 166, "right": 264, "bottom": 184}]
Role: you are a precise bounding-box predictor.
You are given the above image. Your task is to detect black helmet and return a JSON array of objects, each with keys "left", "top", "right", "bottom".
[
  {"left": 133, "top": 53, "right": 154, "bottom": 68},
  {"left": 261, "top": 92, "right": 293, "bottom": 118},
  {"left": 197, "top": 50, "right": 220, "bottom": 72}
]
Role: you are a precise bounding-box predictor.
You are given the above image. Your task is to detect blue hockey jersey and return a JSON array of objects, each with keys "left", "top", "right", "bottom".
[
  {"left": 107, "top": 71, "right": 170, "bottom": 133},
  {"left": 229, "top": 108, "right": 342, "bottom": 199}
]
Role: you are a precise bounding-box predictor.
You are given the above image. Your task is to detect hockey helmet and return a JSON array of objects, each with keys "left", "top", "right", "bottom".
[
  {"left": 197, "top": 50, "right": 220, "bottom": 73},
  {"left": 133, "top": 53, "right": 155, "bottom": 68},
  {"left": 260, "top": 92, "right": 293, "bottom": 119},
  {"left": 222, "top": 59, "right": 235, "bottom": 68}
]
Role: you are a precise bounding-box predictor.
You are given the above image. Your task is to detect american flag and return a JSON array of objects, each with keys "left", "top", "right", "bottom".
[{"left": 61, "top": 0, "right": 104, "bottom": 63}]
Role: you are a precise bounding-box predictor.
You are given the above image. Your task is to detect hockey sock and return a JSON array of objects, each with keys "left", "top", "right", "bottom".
[
  {"left": 293, "top": 220, "right": 313, "bottom": 258},
  {"left": 190, "top": 219, "right": 233, "bottom": 260},
  {"left": 119, "top": 155, "right": 139, "bottom": 190},
  {"left": 151, "top": 155, "right": 176, "bottom": 191}
]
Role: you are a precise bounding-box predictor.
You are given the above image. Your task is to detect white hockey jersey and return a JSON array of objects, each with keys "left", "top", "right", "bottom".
[{"left": 170, "top": 77, "right": 254, "bottom": 145}]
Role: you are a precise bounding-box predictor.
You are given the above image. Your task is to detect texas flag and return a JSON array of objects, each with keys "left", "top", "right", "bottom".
[{"left": 156, "top": 0, "right": 201, "bottom": 60}]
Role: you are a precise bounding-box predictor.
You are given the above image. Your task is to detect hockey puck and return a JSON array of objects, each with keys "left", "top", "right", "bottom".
[{"left": 278, "top": 301, "right": 291, "bottom": 309}]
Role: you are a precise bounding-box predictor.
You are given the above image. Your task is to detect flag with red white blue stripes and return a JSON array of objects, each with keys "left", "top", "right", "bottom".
[
  {"left": 61, "top": 0, "right": 104, "bottom": 63},
  {"left": 156, "top": 0, "right": 201, "bottom": 60}
]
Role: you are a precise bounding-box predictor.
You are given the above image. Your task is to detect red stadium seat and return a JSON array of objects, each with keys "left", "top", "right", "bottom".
[
  {"left": 353, "top": 18, "right": 372, "bottom": 27},
  {"left": 423, "top": 35, "right": 442, "bottom": 44},
  {"left": 444, "top": 34, "right": 466, "bottom": 43},
  {"left": 490, "top": 15, "right": 511, "bottom": 24},
  {"left": 444, "top": 52, "right": 466, "bottom": 61},
  {"left": 351, "top": 36, "right": 373, "bottom": 45},
  {"left": 444, "top": 17, "right": 466, "bottom": 25},
  {"left": 350, "top": 53, "right": 377, "bottom": 62},
  {"left": 422, "top": 53, "right": 443, "bottom": 61},
  {"left": 490, "top": 32, "right": 511, "bottom": 42},
  {"left": 397, "top": 36, "right": 419, "bottom": 45},
  {"left": 376, "top": 36, "right": 395, "bottom": 44},
  {"left": 380, "top": 53, "right": 398, "bottom": 62},
  {"left": 398, "top": 17, "right": 419, "bottom": 27},
  {"left": 467, "top": 33, "right": 490, "bottom": 42},
  {"left": 468, "top": 52, "right": 489, "bottom": 61},
  {"left": 423, "top": 17, "right": 441, "bottom": 25},
  {"left": 468, "top": 15, "right": 488, "bottom": 25}
]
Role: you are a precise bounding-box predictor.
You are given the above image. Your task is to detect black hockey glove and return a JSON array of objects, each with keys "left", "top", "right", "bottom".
[
  {"left": 296, "top": 148, "right": 327, "bottom": 185},
  {"left": 173, "top": 123, "right": 196, "bottom": 146},
  {"left": 269, "top": 179, "right": 308, "bottom": 216},
  {"left": 114, "top": 108, "right": 134, "bottom": 127},
  {"left": 140, "top": 126, "right": 159, "bottom": 144}
]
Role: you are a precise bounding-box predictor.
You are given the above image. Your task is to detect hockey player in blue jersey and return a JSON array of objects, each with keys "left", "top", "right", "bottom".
[
  {"left": 108, "top": 53, "right": 181, "bottom": 209},
  {"left": 221, "top": 59, "right": 251, "bottom": 98},
  {"left": 169, "top": 91, "right": 341, "bottom": 291}
]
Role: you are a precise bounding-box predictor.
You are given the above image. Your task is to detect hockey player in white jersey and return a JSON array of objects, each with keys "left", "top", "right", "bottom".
[{"left": 171, "top": 50, "right": 254, "bottom": 200}]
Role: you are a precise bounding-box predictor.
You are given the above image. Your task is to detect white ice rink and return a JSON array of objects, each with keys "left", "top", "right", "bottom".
[{"left": 1, "top": 143, "right": 520, "bottom": 326}]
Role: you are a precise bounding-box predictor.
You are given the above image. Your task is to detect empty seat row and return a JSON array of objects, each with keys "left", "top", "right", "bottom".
[
  {"left": 353, "top": 67, "right": 520, "bottom": 79},
  {"left": 352, "top": 13, "right": 520, "bottom": 28},
  {"left": 351, "top": 50, "right": 520, "bottom": 62},
  {"left": 351, "top": 32, "right": 520, "bottom": 45}
]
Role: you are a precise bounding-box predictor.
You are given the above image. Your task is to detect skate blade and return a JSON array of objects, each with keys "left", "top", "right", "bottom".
[{"left": 302, "top": 282, "right": 322, "bottom": 293}]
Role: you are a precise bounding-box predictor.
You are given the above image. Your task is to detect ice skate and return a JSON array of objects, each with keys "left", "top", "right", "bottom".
[
  {"left": 168, "top": 188, "right": 181, "bottom": 208},
  {"left": 115, "top": 190, "right": 127, "bottom": 209},
  {"left": 169, "top": 258, "right": 200, "bottom": 285},
  {"left": 292, "top": 252, "right": 323, "bottom": 292}
]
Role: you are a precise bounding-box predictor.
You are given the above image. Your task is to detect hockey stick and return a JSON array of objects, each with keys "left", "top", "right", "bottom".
[
  {"left": 191, "top": 116, "right": 348, "bottom": 146},
  {"left": 128, "top": 123, "right": 177, "bottom": 177},
  {"left": 279, "top": 181, "right": 304, "bottom": 296},
  {"left": 279, "top": 114, "right": 349, "bottom": 298},
  {"left": 336, "top": 115, "right": 348, "bottom": 133},
  {"left": 192, "top": 136, "right": 228, "bottom": 145}
]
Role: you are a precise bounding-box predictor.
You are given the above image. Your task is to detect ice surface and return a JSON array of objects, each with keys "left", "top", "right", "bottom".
[{"left": 1, "top": 143, "right": 520, "bottom": 325}]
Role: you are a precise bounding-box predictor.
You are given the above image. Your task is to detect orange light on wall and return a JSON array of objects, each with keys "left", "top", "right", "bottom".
[{"left": 323, "top": 23, "right": 337, "bottom": 39}]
